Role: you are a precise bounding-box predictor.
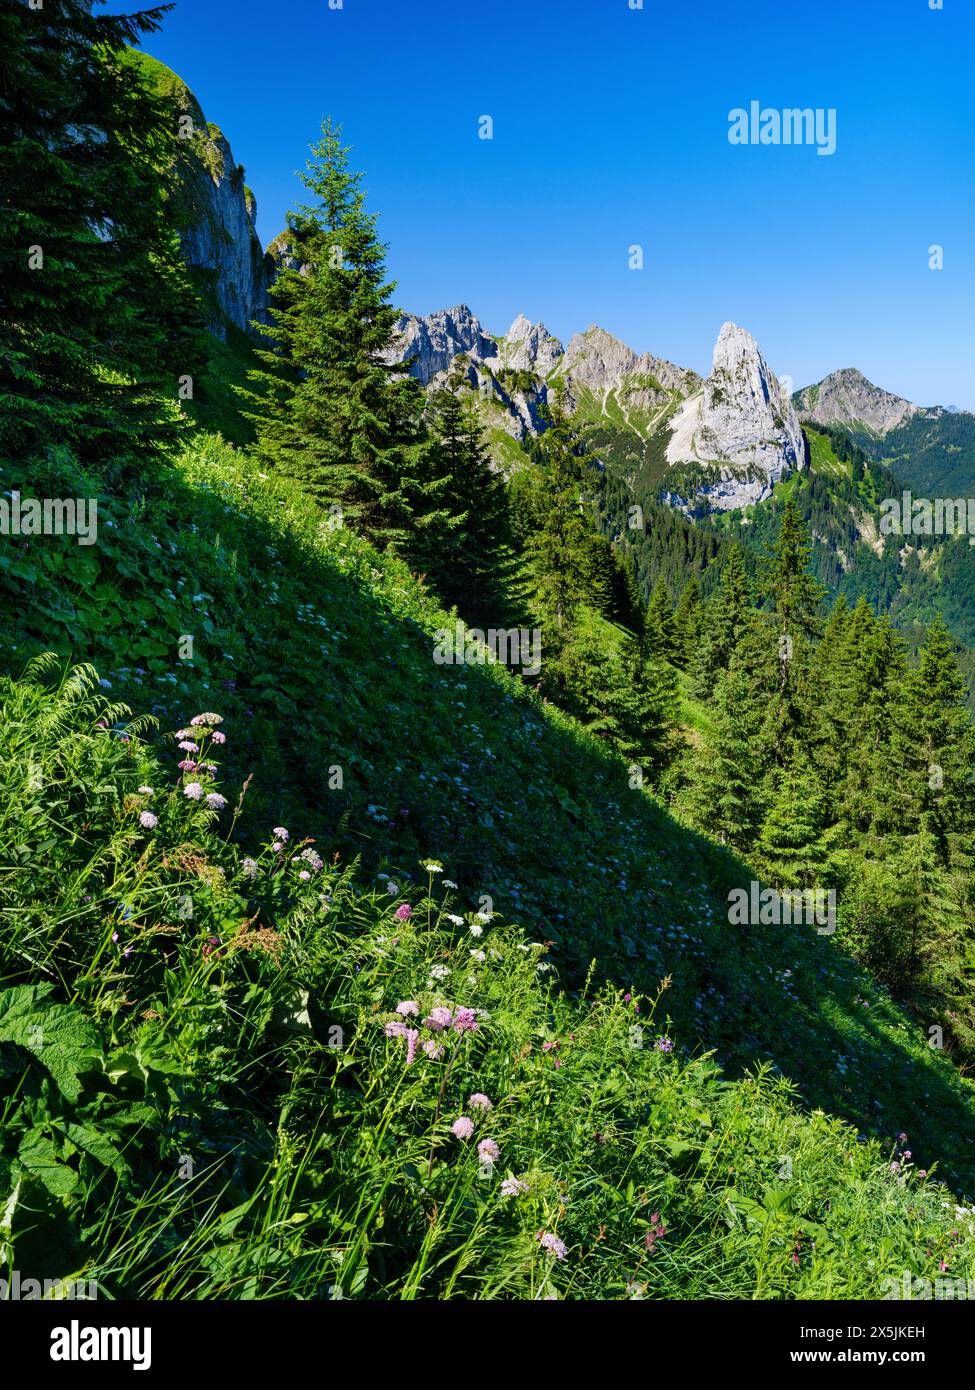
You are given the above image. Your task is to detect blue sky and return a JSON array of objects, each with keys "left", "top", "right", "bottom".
[{"left": 114, "top": 0, "right": 973, "bottom": 406}]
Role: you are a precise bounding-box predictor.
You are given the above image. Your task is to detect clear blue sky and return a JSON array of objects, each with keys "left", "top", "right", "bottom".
[{"left": 113, "top": 0, "right": 973, "bottom": 407}]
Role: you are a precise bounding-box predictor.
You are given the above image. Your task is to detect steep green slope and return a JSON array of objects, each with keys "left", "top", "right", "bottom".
[{"left": 4, "top": 435, "right": 975, "bottom": 1209}]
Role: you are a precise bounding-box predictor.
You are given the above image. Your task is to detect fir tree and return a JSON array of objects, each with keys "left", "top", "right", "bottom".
[
  {"left": 0, "top": 0, "right": 206, "bottom": 460},
  {"left": 240, "top": 119, "right": 451, "bottom": 551},
  {"left": 645, "top": 578, "right": 677, "bottom": 662}
]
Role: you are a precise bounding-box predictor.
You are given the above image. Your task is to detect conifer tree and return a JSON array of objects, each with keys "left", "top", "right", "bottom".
[
  {"left": 645, "top": 578, "right": 677, "bottom": 663},
  {"left": 754, "top": 760, "right": 834, "bottom": 890},
  {"left": 241, "top": 119, "right": 452, "bottom": 551},
  {"left": 673, "top": 576, "right": 702, "bottom": 669},
  {"left": 683, "top": 663, "right": 766, "bottom": 852},
  {"left": 0, "top": 0, "right": 205, "bottom": 460},
  {"left": 691, "top": 543, "right": 751, "bottom": 698}
]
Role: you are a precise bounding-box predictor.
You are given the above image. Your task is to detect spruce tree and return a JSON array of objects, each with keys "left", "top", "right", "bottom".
[
  {"left": 755, "top": 760, "right": 834, "bottom": 890},
  {"left": 241, "top": 119, "right": 451, "bottom": 550},
  {"left": 672, "top": 576, "right": 702, "bottom": 670},
  {"left": 645, "top": 578, "right": 677, "bottom": 663},
  {"left": 0, "top": 0, "right": 205, "bottom": 460},
  {"left": 683, "top": 663, "right": 766, "bottom": 852}
]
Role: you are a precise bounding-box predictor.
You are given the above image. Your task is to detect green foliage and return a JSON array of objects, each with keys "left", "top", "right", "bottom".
[
  {"left": 0, "top": 0, "right": 206, "bottom": 462},
  {"left": 1, "top": 661, "right": 973, "bottom": 1298}
]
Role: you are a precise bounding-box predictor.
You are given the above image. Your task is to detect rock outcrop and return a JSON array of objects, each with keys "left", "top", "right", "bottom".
[
  {"left": 132, "top": 51, "right": 272, "bottom": 340},
  {"left": 665, "top": 322, "right": 806, "bottom": 509}
]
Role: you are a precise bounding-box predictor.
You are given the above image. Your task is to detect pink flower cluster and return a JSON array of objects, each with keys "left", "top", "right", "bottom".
[{"left": 382, "top": 1000, "right": 482, "bottom": 1065}]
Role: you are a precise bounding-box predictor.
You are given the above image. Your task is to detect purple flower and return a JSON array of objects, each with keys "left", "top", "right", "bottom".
[
  {"left": 384, "top": 1020, "right": 408, "bottom": 1039},
  {"left": 137, "top": 785, "right": 154, "bottom": 796},
  {"left": 452, "top": 1116, "right": 474, "bottom": 1141},
  {"left": 422, "top": 1039, "right": 444, "bottom": 1060},
  {"left": 183, "top": 782, "right": 204, "bottom": 801},
  {"left": 394, "top": 904, "right": 412, "bottom": 921},
  {"left": 211, "top": 731, "right": 227, "bottom": 744},
  {"left": 452, "top": 1008, "right": 478, "bottom": 1033},
  {"left": 298, "top": 869, "right": 311, "bottom": 881},
  {"left": 500, "top": 1178, "right": 528, "bottom": 1198},
  {"left": 424, "top": 1007, "right": 453, "bottom": 1032},
  {"left": 205, "top": 792, "right": 227, "bottom": 810},
  {"left": 656, "top": 1036, "right": 674, "bottom": 1053},
  {"left": 138, "top": 811, "right": 158, "bottom": 829},
  {"left": 178, "top": 759, "right": 197, "bottom": 771},
  {"left": 190, "top": 713, "right": 222, "bottom": 726},
  {"left": 477, "top": 1139, "right": 499, "bottom": 1163},
  {"left": 468, "top": 1092, "right": 492, "bottom": 1111},
  {"left": 405, "top": 1028, "right": 419, "bottom": 1066},
  {"left": 241, "top": 857, "right": 258, "bottom": 878},
  {"left": 271, "top": 841, "right": 284, "bottom": 853},
  {"left": 178, "top": 741, "right": 199, "bottom": 753},
  {"left": 395, "top": 1001, "right": 419, "bottom": 1017},
  {"left": 273, "top": 827, "right": 289, "bottom": 842},
  {"left": 536, "top": 1232, "right": 567, "bottom": 1260}
]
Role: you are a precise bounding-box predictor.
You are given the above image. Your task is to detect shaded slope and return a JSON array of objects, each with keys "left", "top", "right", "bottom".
[{"left": 3, "top": 436, "right": 975, "bottom": 1194}]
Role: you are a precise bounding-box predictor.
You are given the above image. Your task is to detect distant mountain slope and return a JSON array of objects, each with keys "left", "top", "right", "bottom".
[{"left": 794, "top": 368, "right": 975, "bottom": 495}]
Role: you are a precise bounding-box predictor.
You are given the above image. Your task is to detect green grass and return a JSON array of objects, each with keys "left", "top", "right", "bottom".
[{"left": 3, "top": 432, "right": 975, "bottom": 1297}]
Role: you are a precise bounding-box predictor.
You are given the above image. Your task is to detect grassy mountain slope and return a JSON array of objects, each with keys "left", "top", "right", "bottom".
[{"left": 4, "top": 435, "right": 975, "bottom": 1221}]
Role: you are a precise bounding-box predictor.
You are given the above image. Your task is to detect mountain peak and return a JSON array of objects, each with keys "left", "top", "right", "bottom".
[
  {"left": 665, "top": 322, "right": 806, "bottom": 508},
  {"left": 794, "top": 368, "right": 919, "bottom": 436}
]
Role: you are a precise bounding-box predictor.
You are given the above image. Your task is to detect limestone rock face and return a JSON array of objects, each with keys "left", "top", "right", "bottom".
[
  {"left": 386, "top": 306, "right": 499, "bottom": 384},
  {"left": 794, "top": 368, "right": 920, "bottom": 436},
  {"left": 665, "top": 322, "right": 806, "bottom": 509},
  {"left": 136, "top": 52, "right": 271, "bottom": 340}
]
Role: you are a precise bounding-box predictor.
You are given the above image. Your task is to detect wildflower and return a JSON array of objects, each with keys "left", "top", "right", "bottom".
[
  {"left": 99, "top": 678, "right": 112, "bottom": 689},
  {"left": 139, "top": 811, "right": 158, "bottom": 829},
  {"left": 468, "top": 1093, "right": 492, "bottom": 1111},
  {"left": 475, "top": 911, "right": 493, "bottom": 924},
  {"left": 443, "top": 879, "right": 458, "bottom": 889},
  {"left": 384, "top": 1020, "right": 408, "bottom": 1039},
  {"left": 241, "top": 857, "right": 259, "bottom": 878},
  {"left": 478, "top": 1139, "right": 499, "bottom": 1163},
  {"left": 386, "top": 881, "right": 399, "bottom": 894},
  {"left": 183, "top": 782, "right": 204, "bottom": 800},
  {"left": 890, "top": 1161, "right": 901, "bottom": 1174},
  {"left": 211, "top": 731, "right": 227, "bottom": 744},
  {"left": 656, "top": 1037, "right": 674, "bottom": 1053},
  {"left": 446, "top": 913, "right": 465, "bottom": 926},
  {"left": 272, "top": 841, "right": 284, "bottom": 853},
  {"left": 405, "top": 1029, "right": 419, "bottom": 1066},
  {"left": 112, "top": 931, "right": 120, "bottom": 944},
  {"left": 202, "top": 936, "right": 221, "bottom": 957},
  {"left": 645, "top": 1213, "right": 667, "bottom": 1253},
  {"left": 190, "top": 713, "right": 222, "bottom": 726},
  {"left": 422, "top": 1039, "right": 445, "bottom": 1060},
  {"left": 394, "top": 903, "right": 412, "bottom": 921},
  {"left": 395, "top": 1001, "right": 419, "bottom": 1016},
  {"left": 300, "top": 848, "right": 324, "bottom": 872},
  {"left": 206, "top": 793, "right": 227, "bottom": 810},
  {"left": 137, "top": 785, "right": 154, "bottom": 796},
  {"left": 536, "top": 1232, "right": 567, "bottom": 1260},
  {"left": 897, "top": 1132, "right": 908, "bottom": 1144},
  {"left": 470, "top": 949, "right": 486, "bottom": 962},
  {"left": 424, "top": 1006, "right": 453, "bottom": 1031},
  {"left": 178, "top": 759, "right": 197, "bottom": 772},
  {"left": 178, "top": 740, "right": 199, "bottom": 752},
  {"left": 421, "top": 860, "right": 443, "bottom": 874},
  {"left": 500, "top": 1178, "right": 528, "bottom": 1198},
  {"left": 428, "top": 965, "right": 450, "bottom": 981},
  {"left": 452, "top": 1008, "right": 478, "bottom": 1033},
  {"left": 452, "top": 1116, "right": 474, "bottom": 1141},
  {"left": 298, "top": 870, "right": 311, "bottom": 881},
  {"left": 273, "top": 827, "right": 290, "bottom": 842},
  {"left": 469, "top": 924, "right": 484, "bottom": 938}
]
